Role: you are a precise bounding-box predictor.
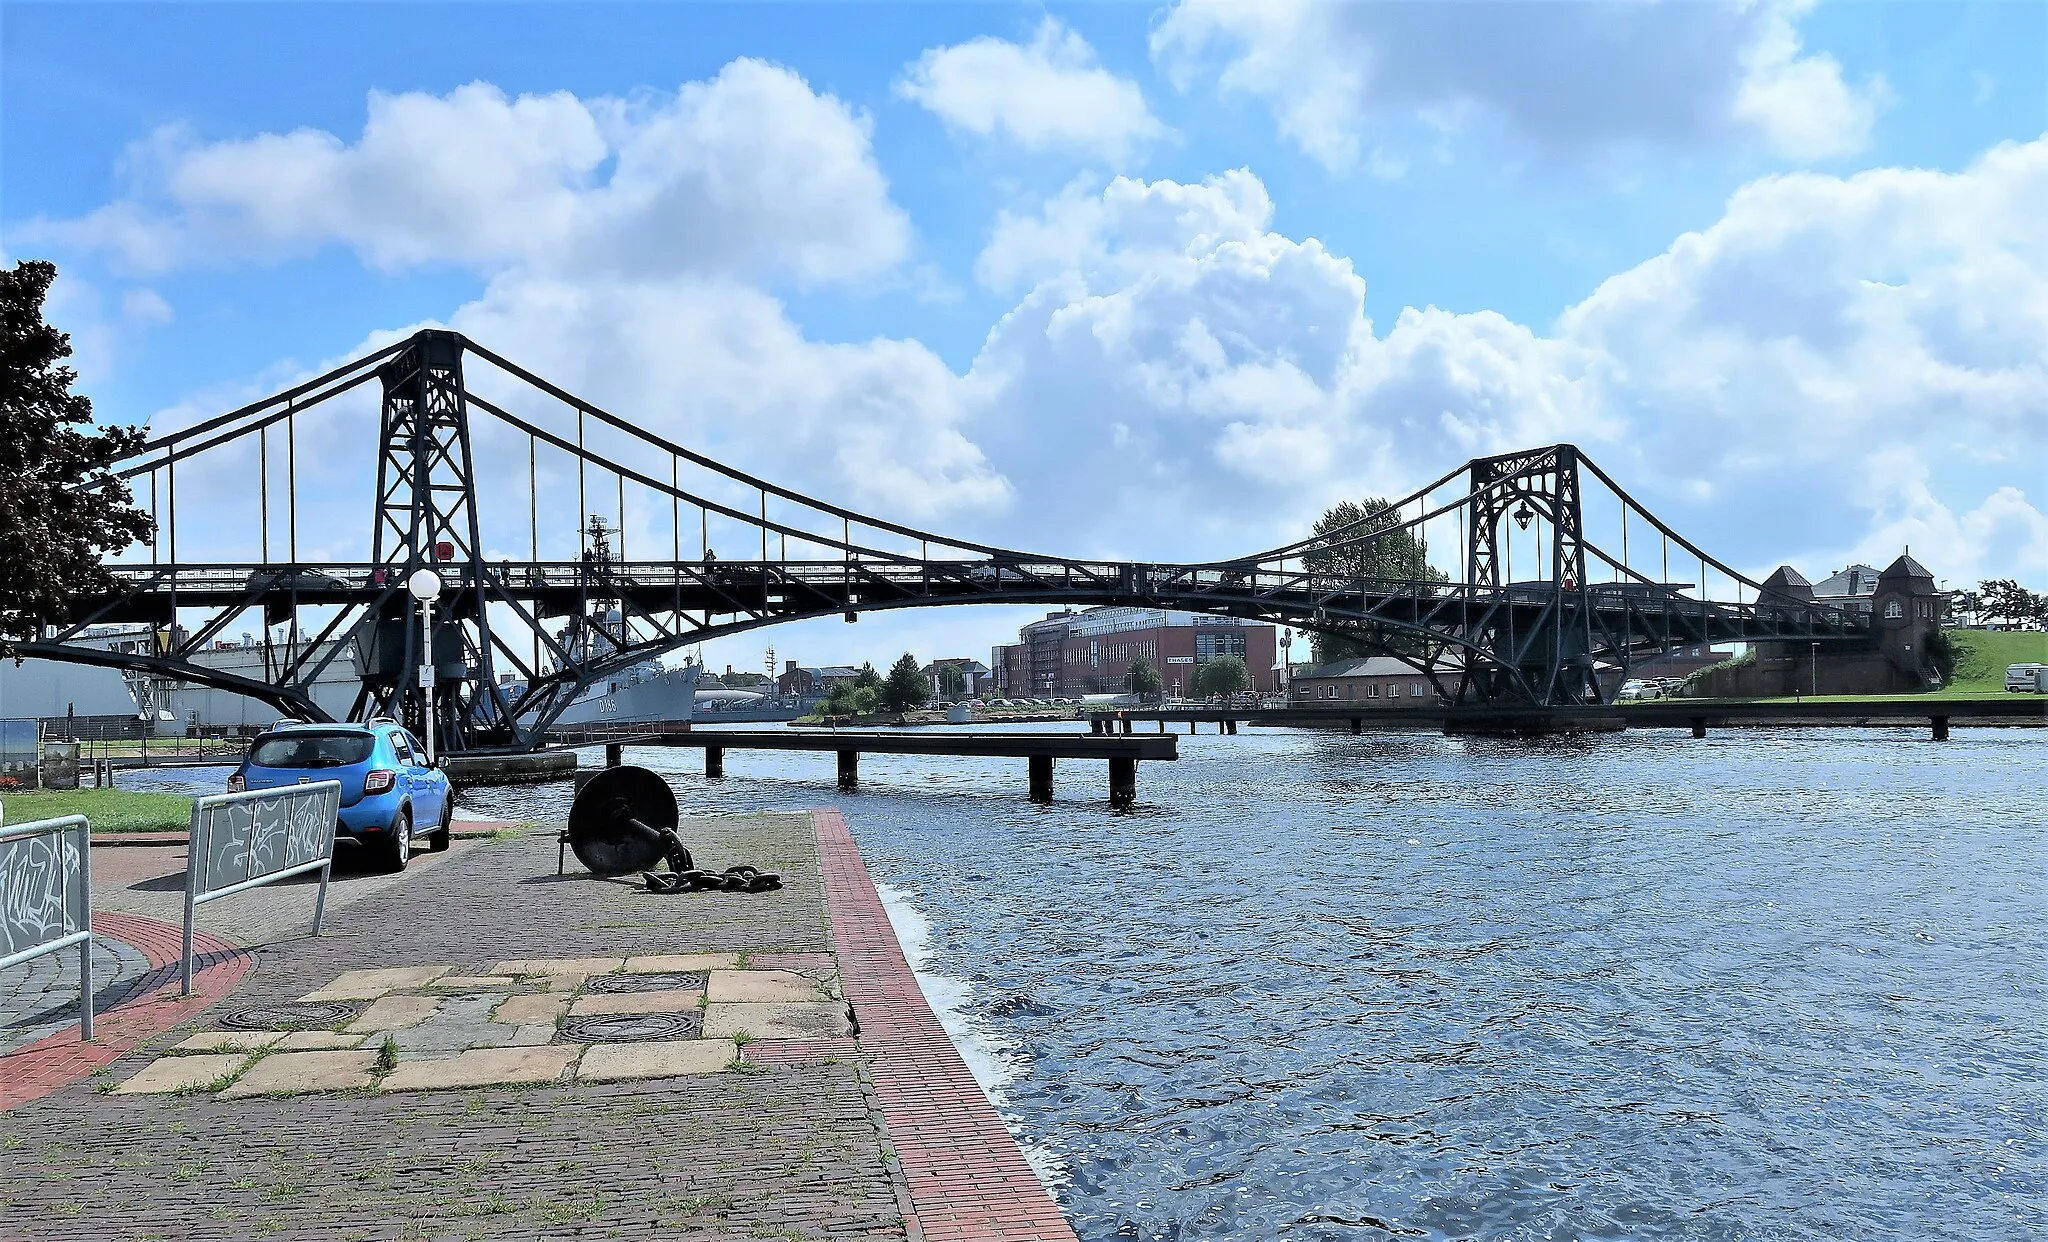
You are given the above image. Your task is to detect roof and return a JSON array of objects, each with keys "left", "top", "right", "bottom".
[
  {"left": 1879, "top": 553, "right": 1935, "bottom": 581},
  {"left": 1760, "top": 565, "right": 1812, "bottom": 589},
  {"left": 1812, "top": 564, "right": 1881, "bottom": 598},
  {"left": 1295, "top": 656, "right": 1445, "bottom": 679}
]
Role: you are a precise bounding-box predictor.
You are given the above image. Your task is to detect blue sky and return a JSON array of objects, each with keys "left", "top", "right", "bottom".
[{"left": 5, "top": 1, "right": 2045, "bottom": 671}]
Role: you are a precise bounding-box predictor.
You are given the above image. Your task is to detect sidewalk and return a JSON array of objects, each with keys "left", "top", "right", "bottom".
[{"left": 1, "top": 809, "right": 1076, "bottom": 1241}]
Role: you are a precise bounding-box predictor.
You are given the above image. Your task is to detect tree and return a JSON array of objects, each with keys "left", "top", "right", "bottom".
[
  {"left": 936, "top": 663, "right": 968, "bottom": 701},
  {"left": 1124, "top": 654, "right": 1162, "bottom": 704},
  {"left": 1302, "top": 498, "right": 1447, "bottom": 662},
  {"left": 854, "top": 661, "right": 882, "bottom": 691},
  {"left": 1195, "top": 655, "right": 1250, "bottom": 698},
  {"left": 1978, "top": 579, "right": 2044, "bottom": 628},
  {"left": 882, "top": 653, "right": 930, "bottom": 713},
  {"left": 821, "top": 681, "right": 878, "bottom": 718},
  {"left": 1, "top": 260, "right": 154, "bottom": 640}
]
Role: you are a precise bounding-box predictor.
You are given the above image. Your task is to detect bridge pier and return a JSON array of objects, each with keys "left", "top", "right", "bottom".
[
  {"left": 1691, "top": 718, "right": 1707, "bottom": 739},
  {"left": 836, "top": 750, "right": 858, "bottom": 790},
  {"left": 705, "top": 745, "right": 724, "bottom": 778},
  {"left": 1225, "top": 719, "right": 1238, "bottom": 735},
  {"left": 1350, "top": 717, "right": 1363, "bottom": 734},
  {"left": 1028, "top": 755, "right": 1053, "bottom": 802},
  {"left": 1108, "top": 756, "right": 1137, "bottom": 808},
  {"left": 1931, "top": 715, "right": 1949, "bottom": 741},
  {"left": 605, "top": 742, "right": 622, "bottom": 768}
]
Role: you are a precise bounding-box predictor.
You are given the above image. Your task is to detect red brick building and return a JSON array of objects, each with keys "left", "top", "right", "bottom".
[{"left": 993, "top": 607, "right": 1280, "bottom": 698}]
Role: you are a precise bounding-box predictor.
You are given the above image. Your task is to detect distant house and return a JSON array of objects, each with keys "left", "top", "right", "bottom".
[
  {"left": 1289, "top": 656, "right": 1451, "bottom": 705},
  {"left": 776, "top": 663, "right": 863, "bottom": 698}
]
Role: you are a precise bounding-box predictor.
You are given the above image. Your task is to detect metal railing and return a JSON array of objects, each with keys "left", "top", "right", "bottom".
[
  {"left": 0, "top": 815, "right": 95, "bottom": 1039},
  {"left": 181, "top": 781, "right": 341, "bottom": 994}
]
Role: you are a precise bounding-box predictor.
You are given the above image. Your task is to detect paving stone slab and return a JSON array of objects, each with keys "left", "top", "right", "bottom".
[
  {"left": 578, "top": 1038, "right": 737, "bottom": 1082},
  {"left": 219, "top": 1049, "right": 381, "bottom": 1098},
  {"left": 379, "top": 1044, "right": 578, "bottom": 1091},
  {"left": 169, "top": 1030, "right": 285, "bottom": 1054},
  {"left": 112, "top": 1053, "right": 248, "bottom": 1094},
  {"left": 492, "top": 992, "right": 570, "bottom": 1025},
  {"left": 344, "top": 994, "right": 442, "bottom": 1033},
  {"left": 390, "top": 992, "right": 520, "bottom": 1054},
  {"left": 568, "top": 988, "right": 703, "bottom": 1017},
  {"left": 272, "top": 1029, "right": 368, "bottom": 1051},
  {"left": 703, "top": 1001, "right": 854, "bottom": 1040},
  {"left": 623, "top": 952, "right": 742, "bottom": 973},
  {"left": 490, "top": 956, "right": 624, "bottom": 977},
  {"left": 300, "top": 965, "right": 452, "bottom": 1000},
  {"left": 429, "top": 974, "right": 516, "bottom": 989},
  {"left": 707, "top": 968, "right": 823, "bottom": 1003}
]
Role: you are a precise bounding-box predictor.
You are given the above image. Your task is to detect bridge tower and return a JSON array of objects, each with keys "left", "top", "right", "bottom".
[
  {"left": 1462, "top": 445, "right": 1600, "bottom": 705},
  {"left": 358, "top": 331, "right": 517, "bottom": 751}
]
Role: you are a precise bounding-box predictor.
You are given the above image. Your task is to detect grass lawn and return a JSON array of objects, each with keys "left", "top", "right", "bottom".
[
  {"left": 1683, "top": 629, "right": 2048, "bottom": 705},
  {"left": 0, "top": 787, "right": 196, "bottom": 833}
]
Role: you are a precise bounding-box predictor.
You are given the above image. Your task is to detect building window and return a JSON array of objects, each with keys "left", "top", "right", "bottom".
[
  {"left": 1412, "top": 683, "right": 1427, "bottom": 697},
  {"left": 1884, "top": 599, "right": 1903, "bottom": 619}
]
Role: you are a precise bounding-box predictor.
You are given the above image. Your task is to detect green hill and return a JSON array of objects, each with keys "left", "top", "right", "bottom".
[{"left": 1944, "top": 628, "right": 2048, "bottom": 695}]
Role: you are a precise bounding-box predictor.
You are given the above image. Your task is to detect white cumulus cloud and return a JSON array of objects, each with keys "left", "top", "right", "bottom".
[
  {"left": 897, "top": 19, "right": 1165, "bottom": 162},
  {"left": 1150, "top": 0, "right": 1889, "bottom": 170},
  {"left": 32, "top": 61, "right": 910, "bottom": 286}
]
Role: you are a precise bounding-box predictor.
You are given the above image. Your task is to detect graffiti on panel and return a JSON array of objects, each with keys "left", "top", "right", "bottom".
[
  {"left": 0, "top": 825, "right": 85, "bottom": 960},
  {"left": 195, "top": 784, "right": 340, "bottom": 897}
]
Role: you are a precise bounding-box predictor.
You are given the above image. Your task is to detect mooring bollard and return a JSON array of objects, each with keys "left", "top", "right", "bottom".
[
  {"left": 1028, "top": 755, "right": 1053, "bottom": 802},
  {"left": 705, "top": 745, "right": 724, "bottom": 778},
  {"left": 837, "top": 749, "right": 859, "bottom": 790}
]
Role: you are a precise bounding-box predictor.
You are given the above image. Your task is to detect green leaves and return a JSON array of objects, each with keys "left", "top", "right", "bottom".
[{"left": 0, "top": 260, "right": 155, "bottom": 640}]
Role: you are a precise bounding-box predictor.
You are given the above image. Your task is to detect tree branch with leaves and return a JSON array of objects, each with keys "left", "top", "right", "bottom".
[{"left": 1, "top": 260, "right": 155, "bottom": 641}]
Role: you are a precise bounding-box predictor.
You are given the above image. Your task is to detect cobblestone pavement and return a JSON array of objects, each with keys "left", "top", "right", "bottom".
[
  {"left": 0, "top": 936, "right": 150, "bottom": 1055},
  {"left": 0, "top": 814, "right": 908, "bottom": 1242},
  {"left": 2, "top": 840, "right": 479, "bottom": 1054}
]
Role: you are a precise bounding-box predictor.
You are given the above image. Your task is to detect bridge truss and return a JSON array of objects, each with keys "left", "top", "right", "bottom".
[{"left": 29, "top": 330, "right": 1871, "bottom": 752}]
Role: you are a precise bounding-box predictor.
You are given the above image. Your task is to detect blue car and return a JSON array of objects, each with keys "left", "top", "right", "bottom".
[{"left": 229, "top": 722, "right": 453, "bottom": 872}]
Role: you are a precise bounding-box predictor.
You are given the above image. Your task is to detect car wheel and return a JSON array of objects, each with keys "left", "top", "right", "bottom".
[
  {"left": 427, "top": 799, "right": 452, "bottom": 852},
  {"left": 382, "top": 808, "right": 412, "bottom": 873}
]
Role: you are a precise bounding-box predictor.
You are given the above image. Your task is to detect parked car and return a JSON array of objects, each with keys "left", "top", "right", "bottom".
[
  {"left": 1617, "top": 680, "right": 1662, "bottom": 701},
  {"left": 228, "top": 721, "right": 452, "bottom": 872},
  {"left": 2008, "top": 663, "right": 2046, "bottom": 692}
]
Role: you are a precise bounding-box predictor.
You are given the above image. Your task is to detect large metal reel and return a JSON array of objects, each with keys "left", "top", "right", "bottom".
[{"left": 567, "top": 766, "right": 680, "bottom": 876}]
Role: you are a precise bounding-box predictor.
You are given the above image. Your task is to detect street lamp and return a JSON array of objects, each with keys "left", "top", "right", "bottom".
[
  {"left": 408, "top": 568, "right": 443, "bottom": 763},
  {"left": 1810, "top": 642, "right": 1819, "bottom": 698},
  {"left": 1279, "top": 629, "right": 1294, "bottom": 700}
]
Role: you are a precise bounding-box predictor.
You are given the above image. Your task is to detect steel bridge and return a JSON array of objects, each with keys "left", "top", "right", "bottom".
[{"left": 28, "top": 330, "right": 1873, "bottom": 753}]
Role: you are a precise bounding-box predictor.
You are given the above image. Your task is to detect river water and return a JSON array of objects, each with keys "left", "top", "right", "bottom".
[{"left": 148, "top": 723, "right": 2047, "bottom": 1239}]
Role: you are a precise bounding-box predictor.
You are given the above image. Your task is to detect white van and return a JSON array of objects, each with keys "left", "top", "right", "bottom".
[{"left": 2006, "top": 663, "right": 2045, "bottom": 692}]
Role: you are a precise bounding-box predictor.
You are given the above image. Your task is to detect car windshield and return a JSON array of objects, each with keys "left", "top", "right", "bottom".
[{"left": 249, "top": 732, "right": 375, "bottom": 768}]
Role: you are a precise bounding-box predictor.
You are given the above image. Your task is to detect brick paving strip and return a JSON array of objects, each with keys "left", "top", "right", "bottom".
[
  {"left": 0, "top": 808, "right": 1075, "bottom": 1241},
  {"left": 816, "top": 808, "right": 1080, "bottom": 1242},
  {"left": 0, "top": 914, "right": 252, "bottom": 1109}
]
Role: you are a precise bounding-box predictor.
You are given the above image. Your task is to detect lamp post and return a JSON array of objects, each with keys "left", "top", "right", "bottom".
[
  {"left": 1279, "top": 629, "right": 1294, "bottom": 700},
  {"left": 407, "top": 568, "right": 443, "bottom": 763},
  {"left": 1810, "top": 642, "right": 1819, "bottom": 698}
]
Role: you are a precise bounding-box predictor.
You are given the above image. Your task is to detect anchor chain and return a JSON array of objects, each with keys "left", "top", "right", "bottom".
[{"left": 642, "top": 863, "right": 783, "bottom": 895}]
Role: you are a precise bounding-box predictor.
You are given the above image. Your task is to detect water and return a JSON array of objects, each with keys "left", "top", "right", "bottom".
[{"left": 154, "top": 725, "right": 2048, "bottom": 1238}]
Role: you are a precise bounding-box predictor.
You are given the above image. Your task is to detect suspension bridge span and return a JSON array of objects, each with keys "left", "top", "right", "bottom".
[{"left": 28, "top": 330, "right": 1874, "bottom": 754}]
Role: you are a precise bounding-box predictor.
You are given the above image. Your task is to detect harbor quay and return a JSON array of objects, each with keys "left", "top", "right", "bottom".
[{"left": 0, "top": 805, "right": 1073, "bottom": 1241}]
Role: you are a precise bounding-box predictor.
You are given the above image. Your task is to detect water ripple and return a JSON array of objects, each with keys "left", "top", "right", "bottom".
[{"left": 460, "top": 725, "right": 2048, "bottom": 1241}]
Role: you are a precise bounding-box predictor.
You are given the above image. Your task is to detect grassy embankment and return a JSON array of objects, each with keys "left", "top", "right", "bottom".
[
  {"left": 1693, "top": 628, "right": 2048, "bottom": 704},
  {"left": 0, "top": 787, "right": 196, "bottom": 833}
]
